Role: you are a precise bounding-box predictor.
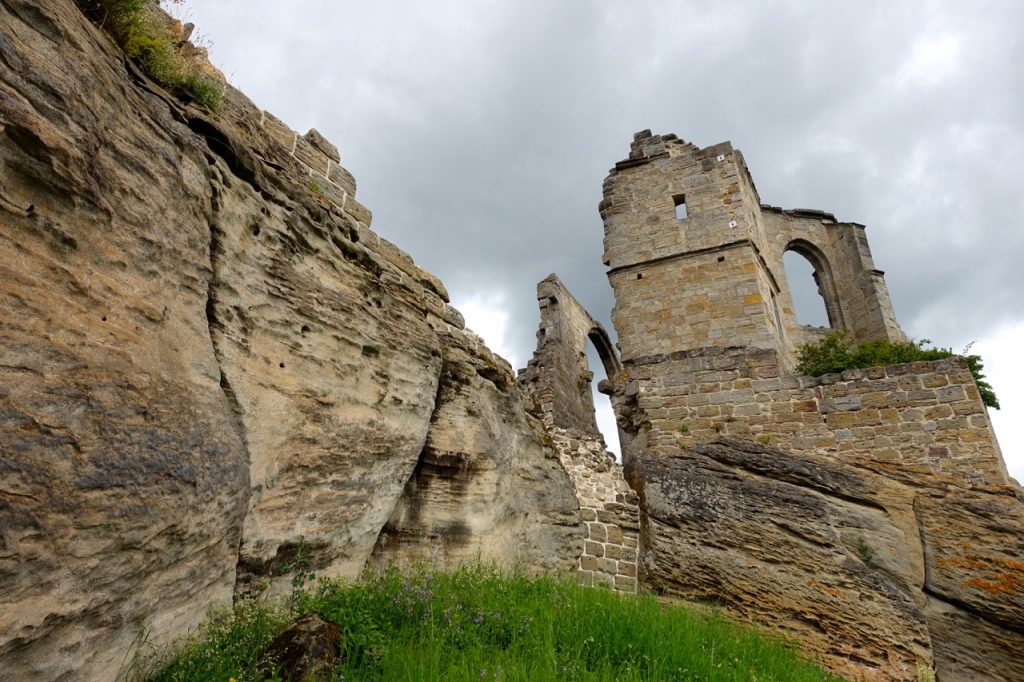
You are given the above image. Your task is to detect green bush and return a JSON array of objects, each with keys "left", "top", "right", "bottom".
[
  {"left": 142, "top": 563, "right": 841, "bottom": 681},
  {"left": 99, "top": 0, "right": 222, "bottom": 109},
  {"left": 795, "top": 331, "right": 999, "bottom": 409}
]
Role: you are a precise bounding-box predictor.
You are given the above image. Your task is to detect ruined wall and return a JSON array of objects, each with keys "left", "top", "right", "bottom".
[
  {"left": 519, "top": 276, "right": 639, "bottom": 593},
  {"left": 761, "top": 207, "right": 904, "bottom": 347},
  {"left": 600, "top": 132, "right": 1024, "bottom": 681},
  {"left": 601, "top": 130, "right": 903, "bottom": 372},
  {"left": 619, "top": 349, "right": 1008, "bottom": 487},
  {"left": 518, "top": 274, "right": 619, "bottom": 436},
  {"left": 601, "top": 132, "right": 787, "bottom": 363},
  {"left": 549, "top": 430, "right": 639, "bottom": 593}
]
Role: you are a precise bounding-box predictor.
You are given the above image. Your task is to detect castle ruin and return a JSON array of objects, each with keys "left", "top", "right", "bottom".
[{"left": 523, "top": 131, "right": 1022, "bottom": 681}]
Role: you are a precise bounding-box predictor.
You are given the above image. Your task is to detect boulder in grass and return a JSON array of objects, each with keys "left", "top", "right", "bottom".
[{"left": 259, "top": 615, "right": 342, "bottom": 681}]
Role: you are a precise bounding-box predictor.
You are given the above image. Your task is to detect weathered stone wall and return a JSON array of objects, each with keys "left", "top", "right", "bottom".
[
  {"left": 518, "top": 275, "right": 619, "bottom": 436},
  {"left": 761, "top": 207, "right": 904, "bottom": 348},
  {"left": 617, "top": 348, "right": 1008, "bottom": 487},
  {"left": 601, "top": 130, "right": 903, "bottom": 371},
  {"left": 519, "top": 276, "right": 639, "bottom": 593},
  {"left": 549, "top": 428, "right": 640, "bottom": 593},
  {"left": 601, "top": 132, "right": 786, "bottom": 363}
]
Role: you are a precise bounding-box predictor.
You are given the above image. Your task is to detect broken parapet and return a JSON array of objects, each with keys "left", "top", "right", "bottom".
[{"left": 258, "top": 111, "right": 365, "bottom": 221}]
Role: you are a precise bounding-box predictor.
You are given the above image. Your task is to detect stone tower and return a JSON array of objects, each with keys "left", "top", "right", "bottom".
[{"left": 600, "top": 130, "right": 904, "bottom": 371}]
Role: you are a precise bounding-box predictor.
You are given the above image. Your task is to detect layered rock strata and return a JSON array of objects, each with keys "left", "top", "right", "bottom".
[{"left": 0, "top": 1, "right": 581, "bottom": 678}]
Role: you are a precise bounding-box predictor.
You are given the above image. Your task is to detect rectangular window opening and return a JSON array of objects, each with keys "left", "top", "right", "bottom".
[{"left": 673, "top": 193, "right": 688, "bottom": 220}]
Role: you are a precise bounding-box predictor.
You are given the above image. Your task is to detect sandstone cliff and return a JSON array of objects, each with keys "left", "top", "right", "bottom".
[{"left": 0, "top": 1, "right": 580, "bottom": 678}]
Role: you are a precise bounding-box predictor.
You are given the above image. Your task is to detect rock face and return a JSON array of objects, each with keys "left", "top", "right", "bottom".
[
  {"left": 633, "top": 437, "right": 1024, "bottom": 681},
  {"left": 635, "top": 438, "right": 933, "bottom": 679},
  {"left": 369, "top": 331, "right": 581, "bottom": 571},
  {"left": 0, "top": 1, "right": 580, "bottom": 678}
]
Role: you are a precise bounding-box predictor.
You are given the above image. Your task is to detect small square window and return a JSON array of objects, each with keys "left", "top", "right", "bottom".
[{"left": 673, "top": 194, "right": 688, "bottom": 220}]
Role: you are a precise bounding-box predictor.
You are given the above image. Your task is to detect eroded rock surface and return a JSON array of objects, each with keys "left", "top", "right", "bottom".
[
  {"left": 634, "top": 439, "right": 932, "bottom": 680},
  {"left": 371, "top": 334, "right": 581, "bottom": 571},
  {"left": 633, "top": 437, "right": 1024, "bottom": 681},
  {"left": 0, "top": 1, "right": 581, "bottom": 678}
]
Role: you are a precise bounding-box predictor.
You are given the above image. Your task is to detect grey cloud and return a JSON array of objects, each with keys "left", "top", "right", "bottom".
[{"left": 175, "top": 0, "right": 1024, "bottom": 468}]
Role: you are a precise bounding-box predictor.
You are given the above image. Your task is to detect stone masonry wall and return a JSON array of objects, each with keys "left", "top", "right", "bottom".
[
  {"left": 601, "top": 132, "right": 785, "bottom": 362},
  {"left": 548, "top": 427, "right": 640, "bottom": 593},
  {"left": 616, "top": 347, "right": 1009, "bottom": 487},
  {"left": 761, "top": 207, "right": 904, "bottom": 348},
  {"left": 601, "top": 131, "right": 904, "bottom": 372},
  {"left": 518, "top": 275, "right": 619, "bottom": 435}
]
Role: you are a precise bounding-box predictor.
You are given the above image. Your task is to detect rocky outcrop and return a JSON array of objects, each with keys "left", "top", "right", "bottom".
[
  {"left": 259, "top": 615, "right": 341, "bottom": 682},
  {"left": 370, "top": 333, "right": 580, "bottom": 570},
  {"left": 0, "top": 1, "right": 581, "bottom": 678},
  {"left": 631, "top": 435, "right": 1024, "bottom": 681}
]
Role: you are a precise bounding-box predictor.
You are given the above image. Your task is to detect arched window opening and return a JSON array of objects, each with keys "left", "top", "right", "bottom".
[
  {"left": 783, "top": 240, "right": 844, "bottom": 330},
  {"left": 587, "top": 341, "right": 621, "bottom": 462},
  {"left": 784, "top": 250, "right": 830, "bottom": 327}
]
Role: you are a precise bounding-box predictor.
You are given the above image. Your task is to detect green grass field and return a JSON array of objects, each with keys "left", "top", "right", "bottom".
[{"left": 141, "top": 563, "right": 840, "bottom": 681}]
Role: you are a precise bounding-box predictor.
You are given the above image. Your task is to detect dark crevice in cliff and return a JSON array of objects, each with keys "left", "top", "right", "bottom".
[
  {"left": 186, "top": 116, "right": 260, "bottom": 190},
  {"left": 202, "top": 175, "right": 249, "bottom": 455},
  {"left": 912, "top": 498, "right": 1021, "bottom": 635},
  {"left": 370, "top": 353, "right": 482, "bottom": 562}
]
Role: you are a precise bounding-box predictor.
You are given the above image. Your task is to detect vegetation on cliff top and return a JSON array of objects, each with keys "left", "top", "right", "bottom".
[
  {"left": 139, "top": 563, "right": 839, "bottom": 681},
  {"left": 795, "top": 331, "right": 999, "bottom": 409},
  {"left": 89, "top": 0, "right": 223, "bottom": 108}
]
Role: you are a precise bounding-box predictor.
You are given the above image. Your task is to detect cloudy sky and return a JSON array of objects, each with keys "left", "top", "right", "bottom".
[{"left": 169, "top": 0, "right": 1023, "bottom": 480}]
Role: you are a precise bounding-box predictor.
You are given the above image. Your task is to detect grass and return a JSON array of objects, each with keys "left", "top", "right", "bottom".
[
  {"left": 140, "top": 563, "right": 841, "bottom": 681},
  {"left": 97, "top": 0, "right": 223, "bottom": 109}
]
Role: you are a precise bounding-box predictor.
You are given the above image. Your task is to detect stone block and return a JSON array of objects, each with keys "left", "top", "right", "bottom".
[
  {"left": 604, "top": 544, "right": 621, "bottom": 559},
  {"left": 262, "top": 110, "right": 297, "bottom": 152},
  {"left": 605, "top": 525, "right": 624, "bottom": 544},
  {"left": 303, "top": 128, "right": 340, "bottom": 162},
  {"left": 617, "top": 561, "right": 637, "bottom": 578},
  {"left": 614, "top": 575, "right": 637, "bottom": 591},
  {"left": 598, "top": 557, "right": 618, "bottom": 574},
  {"left": 588, "top": 523, "right": 607, "bottom": 542},
  {"left": 936, "top": 385, "right": 967, "bottom": 403},
  {"left": 344, "top": 198, "right": 373, "bottom": 227},
  {"left": 293, "top": 136, "right": 330, "bottom": 177},
  {"left": 580, "top": 555, "right": 598, "bottom": 571},
  {"left": 584, "top": 540, "right": 604, "bottom": 557},
  {"left": 328, "top": 162, "right": 357, "bottom": 197}
]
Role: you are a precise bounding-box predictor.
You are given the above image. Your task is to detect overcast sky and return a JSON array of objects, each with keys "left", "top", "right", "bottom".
[{"left": 169, "top": 0, "right": 1024, "bottom": 481}]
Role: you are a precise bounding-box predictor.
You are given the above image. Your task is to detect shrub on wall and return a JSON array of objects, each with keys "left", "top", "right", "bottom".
[
  {"left": 795, "top": 332, "right": 999, "bottom": 409},
  {"left": 91, "top": 0, "right": 222, "bottom": 109}
]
